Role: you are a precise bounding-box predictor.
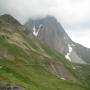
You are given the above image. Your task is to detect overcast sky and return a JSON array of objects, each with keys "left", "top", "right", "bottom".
[{"left": 0, "top": 0, "right": 90, "bottom": 48}]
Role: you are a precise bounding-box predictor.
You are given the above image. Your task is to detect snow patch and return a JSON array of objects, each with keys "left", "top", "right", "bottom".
[
  {"left": 61, "top": 78, "right": 66, "bottom": 80},
  {"left": 33, "top": 24, "right": 43, "bottom": 37},
  {"left": 39, "top": 24, "right": 43, "bottom": 29},
  {"left": 65, "top": 44, "right": 72, "bottom": 61},
  {"left": 65, "top": 54, "right": 71, "bottom": 61},
  {"left": 33, "top": 26, "right": 39, "bottom": 37},
  {"left": 68, "top": 44, "right": 72, "bottom": 53}
]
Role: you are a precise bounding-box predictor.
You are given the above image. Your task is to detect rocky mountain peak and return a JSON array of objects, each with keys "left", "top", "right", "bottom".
[
  {"left": 25, "top": 16, "right": 71, "bottom": 52},
  {"left": 25, "top": 16, "right": 86, "bottom": 64}
]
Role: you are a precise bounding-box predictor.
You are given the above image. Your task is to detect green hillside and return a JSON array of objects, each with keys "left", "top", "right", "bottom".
[{"left": 0, "top": 14, "right": 89, "bottom": 90}]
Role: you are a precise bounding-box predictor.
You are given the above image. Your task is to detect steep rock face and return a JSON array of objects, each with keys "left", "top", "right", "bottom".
[
  {"left": 25, "top": 16, "right": 86, "bottom": 64},
  {"left": 25, "top": 16, "right": 71, "bottom": 54}
]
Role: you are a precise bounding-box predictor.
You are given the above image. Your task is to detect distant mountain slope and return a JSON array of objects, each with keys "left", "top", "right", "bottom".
[
  {"left": 0, "top": 14, "right": 90, "bottom": 90},
  {"left": 74, "top": 43, "right": 90, "bottom": 64},
  {"left": 25, "top": 16, "right": 89, "bottom": 64}
]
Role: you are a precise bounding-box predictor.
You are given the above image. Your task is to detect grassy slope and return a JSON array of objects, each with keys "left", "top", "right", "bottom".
[{"left": 0, "top": 15, "right": 89, "bottom": 90}]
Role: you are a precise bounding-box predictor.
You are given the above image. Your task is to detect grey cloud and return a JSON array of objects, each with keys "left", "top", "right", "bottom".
[
  {"left": 0, "top": 0, "right": 90, "bottom": 25},
  {"left": 0, "top": 0, "right": 90, "bottom": 47}
]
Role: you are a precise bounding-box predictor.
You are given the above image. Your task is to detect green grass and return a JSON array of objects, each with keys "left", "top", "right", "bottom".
[{"left": 0, "top": 15, "right": 89, "bottom": 90}]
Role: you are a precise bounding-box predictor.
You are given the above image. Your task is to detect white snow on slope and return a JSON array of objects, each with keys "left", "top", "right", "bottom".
[
  {"left": 39, "top": 24, "right": 43, "bottom": 29},
  {"left": 33, "top": 24, "right": 43, "bottom": 37},
  {"left": 61, "top": 78, "right": 66, "bottom": 80},
  {"left": 68, "top": 44, "right": 72, "bottom": 53},
  {"left": 33, "top": 26, "right": 38, "bottom": 37},
  {"left": 65, "top": 44, "right": 72, "bottom": 61}
]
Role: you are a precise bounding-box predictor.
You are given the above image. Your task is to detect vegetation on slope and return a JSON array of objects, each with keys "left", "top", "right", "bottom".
[{"left": 0, "top": 14, "right": 89, "bottom": 90}]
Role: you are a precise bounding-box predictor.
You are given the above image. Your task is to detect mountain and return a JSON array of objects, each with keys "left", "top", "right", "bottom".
[
  {"left": 74, "top": 43, "right": 90, "bottom": 64},
  {"left": 0, "top": 14, "right": 21, "bottom": 26},
  {"left": 25, "top": 16, "right": 90, "bottom": 64},
  {"left": 0, "top": 14, "right": 90, "bottom": 90}
]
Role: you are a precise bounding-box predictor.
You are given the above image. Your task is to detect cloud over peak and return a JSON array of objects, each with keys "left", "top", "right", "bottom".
[{"left": 0, "top": 0, "right": 90, "bottom": 47}]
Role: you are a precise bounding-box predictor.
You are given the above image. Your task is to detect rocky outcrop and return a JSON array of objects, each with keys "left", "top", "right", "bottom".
[{"left": 25, "top": 16, "right": 86, "bottom": 64}]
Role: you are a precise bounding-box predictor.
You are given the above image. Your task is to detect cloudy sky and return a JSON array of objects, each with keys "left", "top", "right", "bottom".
[{"left": 0, "top": 0, "right": 90, "bottom": 48}]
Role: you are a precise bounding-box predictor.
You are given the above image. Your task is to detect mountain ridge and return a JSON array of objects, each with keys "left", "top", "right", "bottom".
[
  {"left": 0, "top": 14, "right": 21, "bottom": 26},
  {"left": 0, "top": 14, "right": 90, "bottom": 90},
  {"left": 25, "top": 15, "right": 89, "bottom": 64}
]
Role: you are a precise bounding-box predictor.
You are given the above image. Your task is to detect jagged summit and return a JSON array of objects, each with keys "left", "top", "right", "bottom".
[
  {"left": 25, "top": 15, "right": 65, "bottom": 32},
  {"left": 25, "top": 15, "right": 87, "bottom": 64}
]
